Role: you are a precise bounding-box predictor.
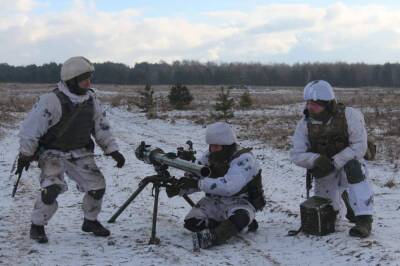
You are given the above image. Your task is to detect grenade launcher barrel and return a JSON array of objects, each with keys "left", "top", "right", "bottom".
[{"left": 135, "top": 142, "right": 210, "bottom": 178}]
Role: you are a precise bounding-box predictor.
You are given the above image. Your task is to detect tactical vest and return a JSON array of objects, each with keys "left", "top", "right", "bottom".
[
  {"left": 208, "top": 147, "right": 266, "bottom": 211},
  {"left": 39, "top": 89, "right": 95, "bottom": 152},
  {"left": 306, "top": 103, "right": 376, "bottom": 160},
  {"left": 307, "top": 104, "right": 349, "bottom": 158}
]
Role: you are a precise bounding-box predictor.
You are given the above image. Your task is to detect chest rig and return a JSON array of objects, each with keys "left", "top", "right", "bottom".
[
  {"left": 307, "top": 103, "right": 348, "bottom": 158},
  {"left": 208, "top": 147, "right": 266, "bottom": 211}
]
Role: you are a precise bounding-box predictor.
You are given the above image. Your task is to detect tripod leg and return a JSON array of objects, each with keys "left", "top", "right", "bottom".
[
  {"left": 149, "top": 184, "right": 161, "bottom": 245},
  {"left": 108, "top": 181, "right": 149, "bottom": 223},
  {"left": 182, "top": 194, "right": 195, "bottom": 207}
]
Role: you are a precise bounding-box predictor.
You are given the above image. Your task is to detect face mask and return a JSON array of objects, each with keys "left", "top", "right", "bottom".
[
  {"left": 208, "top": 144, "right": 237, "bottom": 164},
  {"left": 209, "top": 150, "right": 229, "bottom": 163}
]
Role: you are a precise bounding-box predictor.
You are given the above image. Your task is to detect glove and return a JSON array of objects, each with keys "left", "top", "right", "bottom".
[
  {"left": 312, "top": 155, "right": 335, "bottom": 178},
  {"left": 107, "top": 151, "right": 125, "bottom": 168},
  {"left": 177, "top": 177, "right": 199, "bottom": 190},
  {"left": 15, "top": 153, "right": 34, "bottom": 175},
  {"left": 165, "top": 185, "right": 180, "bottom": 198}
]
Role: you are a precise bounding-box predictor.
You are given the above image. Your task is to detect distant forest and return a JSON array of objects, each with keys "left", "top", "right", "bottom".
[{"left": 1, "top": 61, "right": 400, "bottom": 87}]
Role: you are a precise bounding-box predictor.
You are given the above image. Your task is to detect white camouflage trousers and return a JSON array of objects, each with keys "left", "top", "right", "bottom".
[
  {"left": 185, "top": 195, "right": 255, "bottom": 226},
  {"left": 31, "top": 150, "right": 106, "bottom": 226},
  {"left": 314, "top": 162, "right": 374, "bottom": 217}
]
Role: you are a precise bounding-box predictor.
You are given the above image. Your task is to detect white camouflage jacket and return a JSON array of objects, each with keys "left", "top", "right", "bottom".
[
  {"left": 290, "top": 106, "right": 368, "bottom": 170},
  {"left": 193, "top": 150, "right": 260, "bottom": 197},
  {"left": 18, "top": 81, "right": 119, "bottom": 158}
]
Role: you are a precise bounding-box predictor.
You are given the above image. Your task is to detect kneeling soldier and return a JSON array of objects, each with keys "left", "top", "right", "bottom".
[
  {"left": 16, "top": 56, "right": 125, "bottom": 243},
  {"left": 290, "top": 80, "right": 374, "bottom": 237},
  {"left": 168, "top": 122, "right": 266, "bottom": 249}
]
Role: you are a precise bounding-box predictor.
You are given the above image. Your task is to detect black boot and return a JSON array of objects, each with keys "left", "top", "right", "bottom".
[
  {"left": 342, "top": 191, "right": 356, "bottom": 223},
  {"left": 82, "top": 219, "right": 110, "bottom": 237},
  {"left": 193, "top": 219, "right": 238, "bottom": 250},
  {"left": 30, "top": 224, "right": 48, "bottom": 243},
  {"left": 349, "top": 215, "right": 372, "bottom": 238},
  {"left": 192, "top": 229, "right": 217, "bottom": 250}
]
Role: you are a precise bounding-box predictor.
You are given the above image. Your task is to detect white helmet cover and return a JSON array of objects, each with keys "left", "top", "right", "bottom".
[
  {"left": 205, "top": 122, "right": 237, "bottom": 145},
  {"left": 303, "top": 80, "right": 335, "bottom": 101},
  {"left": 61, "top": 56, "right": 95, "bottom": 81}
]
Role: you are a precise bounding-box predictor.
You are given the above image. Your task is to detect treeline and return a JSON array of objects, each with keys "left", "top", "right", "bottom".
[{"left": 1, "top": 61, "right": 400, "bottom": 87}]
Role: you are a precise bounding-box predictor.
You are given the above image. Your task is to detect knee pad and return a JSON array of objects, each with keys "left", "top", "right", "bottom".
[
  {"left": 184, "top": 218, "right": 206, "bottom": 232},
  {"left": 41, "top": 184, "right": 61, "bottom": 205},
  {"left": 88, "top": 188, "right": 105, "bottom": 200},
  {"left": 229, "top": 209, "right": 250, "bottom": 231},
  {"left": 207, "top": 219, "right": 220, "bottom": 229},
  {"left": 344, "top": 159, "right": 365, "bottom": 184}
]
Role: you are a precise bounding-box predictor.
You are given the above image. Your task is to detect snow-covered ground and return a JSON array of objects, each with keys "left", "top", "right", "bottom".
[{"left": 1, "top": 107, "right": 400, "bottom": 266}]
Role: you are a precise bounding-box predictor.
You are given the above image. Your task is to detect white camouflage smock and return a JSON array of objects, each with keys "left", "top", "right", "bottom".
[
  {"left": 18, "top": 81, "right": 119, "bottom": 225},
  {"left": 184, "top": 150, "right": 260, "bottom": 224},
  {"left": 290, "top": 106, "right": 374, "bottom": 216}
]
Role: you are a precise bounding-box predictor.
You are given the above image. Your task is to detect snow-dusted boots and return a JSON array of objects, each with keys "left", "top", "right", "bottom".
[
  {"left": 82, "top": 219, "right": 110, "bottom": 237},
  {"left": 193, "top": 219, "right": 238, "bottom": 250},
  {"left": 349, "top": 215, "right": 372, "bottom": 238},
  {"left": 193, "top": 229, "right": 216, "bottom": 250},
  {"left": 30, "top": 224, "right": 48, "bottom": 243}
]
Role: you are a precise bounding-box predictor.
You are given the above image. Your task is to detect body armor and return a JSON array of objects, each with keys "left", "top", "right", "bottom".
[
  {"left": 307, "top": 103, "right": 376, "bottom": 160},
  {"left": 39, "top": 89, "right": 95, "bottom": 152},
  {"left": 307, "top": 103, "right": 348, "bottom": 158}
]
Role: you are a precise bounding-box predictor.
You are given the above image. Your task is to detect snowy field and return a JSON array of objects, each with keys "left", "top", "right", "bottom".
[{"left": 1, "top": 95, "right": 400, "bottom": 265}]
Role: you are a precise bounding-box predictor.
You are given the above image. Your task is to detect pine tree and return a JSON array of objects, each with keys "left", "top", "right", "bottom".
[
  {"left": 168, "top": 84, "right": 193, "bottom": 110},
  {"left": 136, "top": 84, "right": 156, "bottom": 118},
  {"left": 213, "top": 86, "right": 234, "bottom": 120},
  {"left": 239, "top": 89, "right": 253, "bottom": 109}
]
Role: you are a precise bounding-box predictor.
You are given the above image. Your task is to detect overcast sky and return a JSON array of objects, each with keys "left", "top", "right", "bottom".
[{"left": 1, "top": 0, "right": 400, "bottom": 66}]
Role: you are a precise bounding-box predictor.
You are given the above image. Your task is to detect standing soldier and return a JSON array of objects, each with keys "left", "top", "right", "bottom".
[
  {"left": 15, "top": 56, "right": 125, "bottom": 243},
  {"left": 167, "top": 122, "right": 266, "bottom": 249},
  {"left": 290, "top": 80, "right": 374, "bottom": 237}
]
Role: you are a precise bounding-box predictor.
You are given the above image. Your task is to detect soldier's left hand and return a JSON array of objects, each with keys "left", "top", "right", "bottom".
[
  {"left": 177, "top": 177, "right": 199, "bottom": 190},
  {"left": 107, "top": 151, "right": 125, "bottom": 168}
]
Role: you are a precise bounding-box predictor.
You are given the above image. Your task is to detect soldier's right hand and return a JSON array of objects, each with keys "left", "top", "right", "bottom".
[
  {"left": 15, "top": 153, "right": 34, "bottom": 175},
  {"left": 165, "top": 185, "right": 180, "bottom": 198},
  {"left": 311, "top": 155, "right": 335, "bottom": 178},
  {"left": 107, "top": 150, "right": 125, "bottom": 168}
]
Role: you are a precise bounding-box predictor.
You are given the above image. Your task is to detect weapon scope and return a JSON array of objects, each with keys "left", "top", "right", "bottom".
[{"left": 135, "top": 141, "right": 210, "bottom": 178}]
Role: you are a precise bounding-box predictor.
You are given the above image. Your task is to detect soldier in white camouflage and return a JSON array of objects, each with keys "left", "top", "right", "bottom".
[
  {"left": 290, "top": 80, "right": 374, "bottom": 238},
  {"left": 16, "top": 56, "right": 125, "bottom": 243},
  {"left": 167, "top": 122, "right": 266, "bottom": 249}
]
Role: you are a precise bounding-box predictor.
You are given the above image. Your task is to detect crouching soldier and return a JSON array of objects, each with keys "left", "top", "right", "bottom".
[
  {"left": 16, "top": 56, "right": 126, "bottom": 243},
  {"left": 167, "top": 122, "right": 266, "bottom": 249},
  {"left": 290, "top": 80, "right": 374, "bottom": 238}
]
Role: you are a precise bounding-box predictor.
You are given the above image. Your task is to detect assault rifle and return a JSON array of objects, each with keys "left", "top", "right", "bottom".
[{"left": 108, "top": 141, "right": 210, "bottom": 244}]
